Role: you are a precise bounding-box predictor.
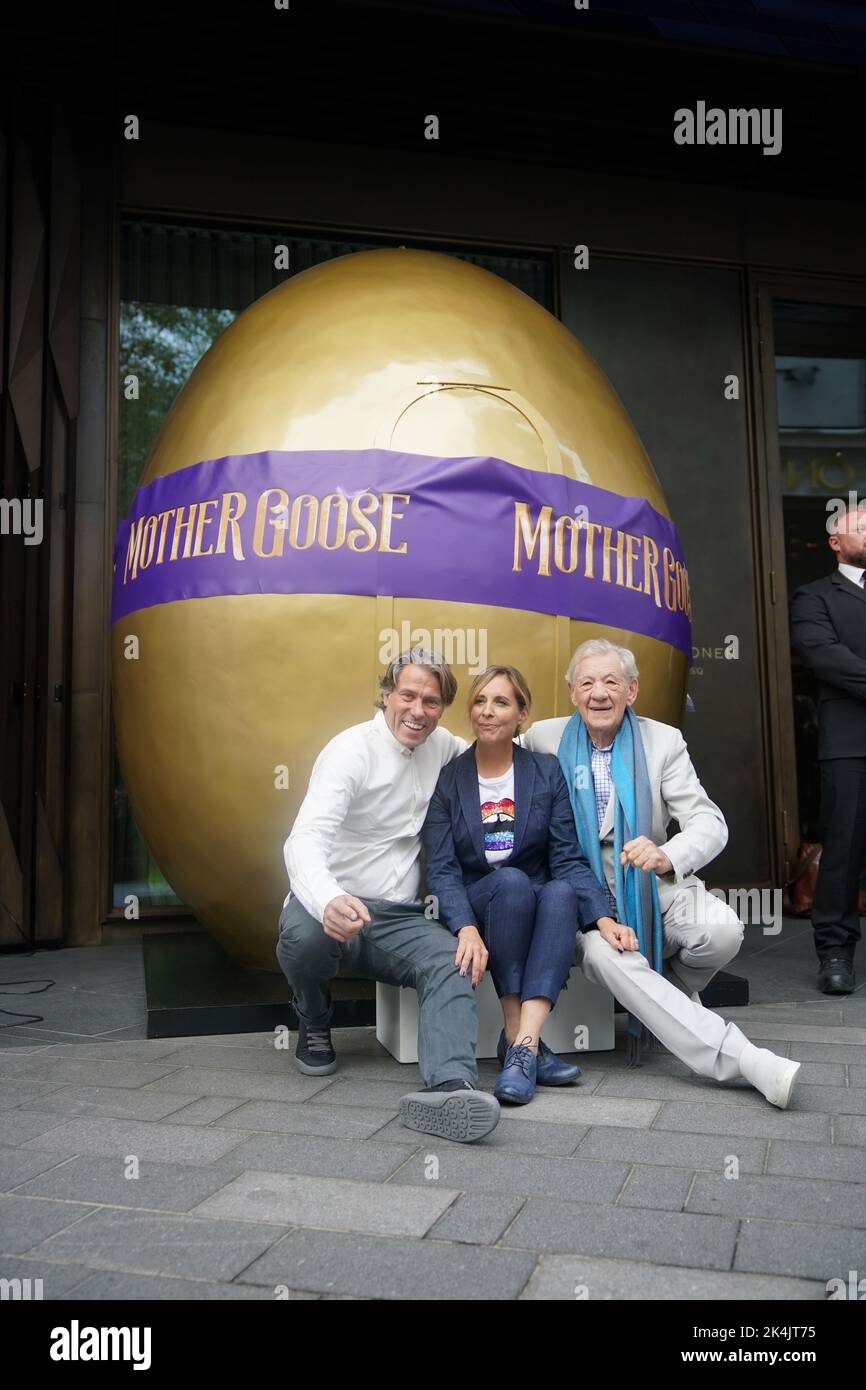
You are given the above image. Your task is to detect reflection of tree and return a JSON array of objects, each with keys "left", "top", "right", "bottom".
[
  {"left": 115, "top": 302, "right": 235, "bottom": 908},
  {"left": 118, "top": 303, "right": 236, "bottom": 518}
]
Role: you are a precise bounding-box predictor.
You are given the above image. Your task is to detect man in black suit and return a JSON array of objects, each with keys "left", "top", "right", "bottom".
[{"left": 790, "top": 501, "right": 866, "bottom": 994}]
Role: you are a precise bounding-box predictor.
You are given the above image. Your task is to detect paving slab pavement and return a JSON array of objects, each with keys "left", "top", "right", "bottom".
[{"left": 1, "top": 922, "right": 864, "bottom": 1301}]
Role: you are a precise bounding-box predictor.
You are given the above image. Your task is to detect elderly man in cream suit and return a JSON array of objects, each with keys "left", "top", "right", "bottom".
[{"left": 523, "top": 638, "right": 800, "bottom": 1108}]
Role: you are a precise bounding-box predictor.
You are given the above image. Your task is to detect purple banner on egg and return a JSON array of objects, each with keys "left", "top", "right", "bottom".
[{"left": 110, "top": 449, "right": 692, "bottom": 657}]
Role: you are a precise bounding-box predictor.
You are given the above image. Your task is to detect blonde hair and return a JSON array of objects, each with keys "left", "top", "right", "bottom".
[{"left": 467, "top": 665, "right": 532, "bottom": 727}]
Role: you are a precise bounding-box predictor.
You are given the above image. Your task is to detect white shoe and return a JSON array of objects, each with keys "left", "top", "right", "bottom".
[{"left": 739, "top": 1042, "right": 801, "bottom": 1109}]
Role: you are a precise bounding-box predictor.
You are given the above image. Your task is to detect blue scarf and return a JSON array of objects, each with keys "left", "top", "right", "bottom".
[{"left": 558, "top": 706, "right": 664, "bottom": 1063}]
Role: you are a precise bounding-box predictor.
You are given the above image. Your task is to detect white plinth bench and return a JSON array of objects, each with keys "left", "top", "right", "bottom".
[{"left": 376, "top": 964, "right": 614, "bottom": 1064}]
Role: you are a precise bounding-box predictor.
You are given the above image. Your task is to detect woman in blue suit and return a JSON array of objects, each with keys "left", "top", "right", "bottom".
[{"left": 422, "top": 664, "right": 614, "bottom": 1104}]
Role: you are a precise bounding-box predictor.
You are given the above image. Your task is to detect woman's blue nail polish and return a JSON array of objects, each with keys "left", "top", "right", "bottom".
[{"left": 460, "top": 970, "right": 466, "bottom": 977}]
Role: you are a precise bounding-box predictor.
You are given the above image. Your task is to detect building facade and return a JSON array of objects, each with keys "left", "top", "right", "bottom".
[{"left": 3, "top": 1, "right": 865, "bottom": 950}]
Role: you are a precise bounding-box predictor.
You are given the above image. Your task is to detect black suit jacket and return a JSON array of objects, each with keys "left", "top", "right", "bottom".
[
  {"left": 421, "top": 742, "right": 611, "bottom": 934},
  {"left": 790, "top": 570, "right": 866, "bottom": 759}
]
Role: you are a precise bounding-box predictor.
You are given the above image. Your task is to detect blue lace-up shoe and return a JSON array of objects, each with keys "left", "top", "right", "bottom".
[
  {"left": 494, "top": 1035, "right": 537, "bottom": 1104},
  {"left": 497, "top": 1030, "right": 581, "bottom": 1086}
]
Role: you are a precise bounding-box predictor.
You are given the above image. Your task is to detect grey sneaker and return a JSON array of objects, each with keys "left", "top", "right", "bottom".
[
  {"left": 294, "top": 1019, "right": 337, "bottom": 1075},
  {"left": 398, "top": 1080, "right": 500, "bottom": 1143}
]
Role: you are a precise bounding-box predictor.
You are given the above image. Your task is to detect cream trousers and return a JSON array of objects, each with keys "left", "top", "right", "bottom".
[{"left": 575, "top": 881, "right": 749, "bottom": 1081}]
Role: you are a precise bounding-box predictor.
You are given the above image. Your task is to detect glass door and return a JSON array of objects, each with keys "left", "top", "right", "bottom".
[{"left": 757, "top": 290, "right": 866, "bottom": 882}]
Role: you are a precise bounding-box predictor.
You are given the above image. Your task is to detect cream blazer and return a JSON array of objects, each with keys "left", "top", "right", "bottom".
[{"left": 522, "top": 715, "right": 728, "bottom": 912}]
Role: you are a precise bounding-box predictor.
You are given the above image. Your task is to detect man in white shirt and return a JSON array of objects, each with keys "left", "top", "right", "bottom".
[
  {"left": 276, "top": 647, "right": 500, "bottom": 1143},
  {"left": 522, "top": 638, "right": 800, "bottom": 1108}
]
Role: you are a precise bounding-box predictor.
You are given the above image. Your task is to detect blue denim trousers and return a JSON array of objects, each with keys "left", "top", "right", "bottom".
[{"left": 466, "top": 867, "right": 578, "bottom": 1005}]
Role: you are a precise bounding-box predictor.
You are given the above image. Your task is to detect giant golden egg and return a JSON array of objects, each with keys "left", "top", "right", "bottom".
[{"left": 111, "top": 249, "right": 689, "bottom": 968}]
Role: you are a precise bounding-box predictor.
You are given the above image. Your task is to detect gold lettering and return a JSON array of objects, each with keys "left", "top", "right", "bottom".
[
  {"left": 155, "top": 509, "right": 175, "bottom": 565},
  {"left": 662, "top": 546, "right": 677, "bottom": 611},
  {"left": 553, "top": 515, "right": 580, "bottom": 574},
  {"left": 317, "top": 493, "right": 349, "bottom": 551},
  {"left": 624, "top": 532, "right": 643, "bottom": 592},
  {"left": 289, "top": 494, "right": 318, "bottom": 550},
  {"left": 583, "top": 521, "right": 602, "bottom": 579},
  {"left": 601, "top": 526, "right": 625, "bottom": 585},
  {"left": 643, "top": 535, "right": 661, "bottom": 607},
  {"left": 784, "top": 457, "right": 809, "bottom": 493},
  {"left": 253, "top": 488, "right": 288, "bottom": 559},
  {"left": 215, "top": 491, "right": 246, "bottom": 559},
  {"left": 138, "top": 515, "right": 159, "bottom": 571},
  {"left": 192, "top": 498, "right": 218, "bottom": 557},
  {"left": 123, "top": 516, "right": 146, "bottom": 584},
  {"left": 379, "top": 492, "right": 410, "bottom": 554},
  {"left": 680, "top": 562, "right": 692, "bottom": 619},
  {"left": 347, "top": 492, "right": 378, "bottom": 552},
  {"left": 512, "top": 502, "right": 552, "bottom": 576},
  {"left": 170, "top": 504, "right": 199, "bottom": 561},
  {"left": 816, "top": 459, "right": 853, "bottom": 493}
]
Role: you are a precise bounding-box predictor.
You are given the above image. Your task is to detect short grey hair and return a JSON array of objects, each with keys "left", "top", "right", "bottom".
[
  {"left": 377, "top": 646, "right": 458, "bottom": 709},
  {"left": 565, "top": 638, "right": 639, "bottom": 685}
]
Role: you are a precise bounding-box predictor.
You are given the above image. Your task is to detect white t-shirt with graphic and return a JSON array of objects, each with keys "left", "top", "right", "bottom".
[{"left": 479, "top": 767, "right": 516, "bottom": 865}]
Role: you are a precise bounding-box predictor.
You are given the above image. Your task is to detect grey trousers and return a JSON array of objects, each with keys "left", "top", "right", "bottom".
[{"left": 276, "top": 895, "right": 478, "bottom": 1088}]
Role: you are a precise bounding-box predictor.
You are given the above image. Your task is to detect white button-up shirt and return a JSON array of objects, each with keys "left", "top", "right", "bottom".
[
  {"left": 838, "top": 562, "right": 865, "bottom": 588},
  {"left": 283, "top": 710, "right": 467, "bottom": 920}
]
